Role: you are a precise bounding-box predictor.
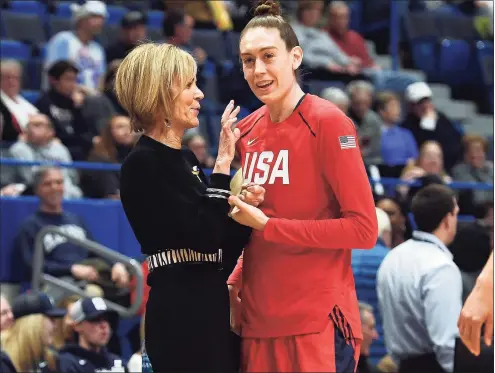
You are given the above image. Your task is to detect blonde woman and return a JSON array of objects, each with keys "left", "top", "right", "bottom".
[
  {"left": 1, "top": 314, "right": 56, "bottom": 372},
  {"left": 115, "top": 43, "right": 265, "bottom": 372},
  {"left": 52, "top": 295, "right": 81, "bottom": 350}
]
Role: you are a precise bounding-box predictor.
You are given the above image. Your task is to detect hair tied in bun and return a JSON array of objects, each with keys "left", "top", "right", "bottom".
[{"left": 253, "top": 0, "right": 282, "bottom": 17}]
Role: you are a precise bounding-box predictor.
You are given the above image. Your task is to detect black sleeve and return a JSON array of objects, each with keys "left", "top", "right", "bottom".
[
  {"left": 221, "top": 218, "right": 251, "bottom": 279},
  {"left": 120, "top": 150, "right": 234, "bottom": 254}
]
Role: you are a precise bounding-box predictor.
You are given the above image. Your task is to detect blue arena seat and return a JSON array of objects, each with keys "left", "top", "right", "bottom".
[
  {"left": 9, "top": 0, "right": 47, "bottom": 18},
  {"left": 106, "top": 5, "right": 128, "bottom": 26},
  {"left": 147, "top": 10, "right": 165, "bottom": 29},
  {"left": 21, "top": 90, "right": 40, "bottom": 104},
  {"left": 0, "top": 39, "right": 30, "bottom": 60},
  {"left": 54, "top": 1, "right": 73, "bottom": 18},
  {"left": 438, "top": 39, "right": 478, "bottom": 86}
]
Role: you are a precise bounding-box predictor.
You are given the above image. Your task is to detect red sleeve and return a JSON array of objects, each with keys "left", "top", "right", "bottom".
[
  {"left": 263, "top": 108, "right": 377, "bottom": 249},
  {"left": 227, "top": 252, "right": 243, "bottom": 287},
  {"left": 353, "top": 32, "right": 375, "bottom": 68}
]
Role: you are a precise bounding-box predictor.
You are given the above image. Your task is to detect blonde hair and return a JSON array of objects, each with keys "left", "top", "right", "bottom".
[
  {"left": 1, "top": 314, "right": 51, "bottom": 371},
  {"left": 52, "top": 295, "right": 80, "bottom": 350},
  {"left": 114, "top": 43, "right": 197, "bottom": 133},
  {"left": 463, "top": 134, "right": 488, "bottom": 153}
]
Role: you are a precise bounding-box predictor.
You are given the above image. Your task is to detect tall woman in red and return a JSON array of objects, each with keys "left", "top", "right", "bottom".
[{"left": 226, "top": 1, "right": 378, "bottom": 372}]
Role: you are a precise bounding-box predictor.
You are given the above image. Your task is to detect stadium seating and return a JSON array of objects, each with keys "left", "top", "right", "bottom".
[
  {"left": 1, "top": 11, "right": 46, "bottom": 44},
  {"left": 21, "top": 90, "right": 40, "bottom": 104},
  {"left": 0, "top": 39, "right": 30, "bottom": 60},
  {"left": 147, "top": 10, "right": 165, "bottom": 29},
  {"left": 9, "top": 0, "right": 47, "bottom": 18},
  {"left": 105, "top": 5, "right": 127, "bottom": 25}
]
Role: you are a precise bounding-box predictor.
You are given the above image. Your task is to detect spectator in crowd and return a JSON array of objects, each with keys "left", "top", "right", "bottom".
[
  {"left": 352, "top": 208, "right": 391, "bottom": 365},
  {"left": 377, "top": 184, "right": 461, "bottom": 372},
  {"left": 100, "top": 60, "right": 127, "bottom": 116},
  {"left": 452, "top": 134, "right": 494, "bottom": 209},
  {"left": 57, "top": 297, "right": 124, "bottom": 372},
  {"left": 402, "top": 82, "right": 462, "bottom": 171},
  {"left": 163, "top": 9, "right": 208, "bottom": 71},
  {"left": 346, "top": 80, "right": 383, "bottom": 165},
  {"left": 52, "top": 295, "right": 81, "bottom": 350},
  {"left": 14, "top": 167, "right": 129, "bottom": 303},
  {"left": 290, "top": 0, "right": 363, "bottom": 82},
  {"left": 164, "top": 0, "right": 221, "bottom": 30},
  {"left": 356, "top": 302, "right": 380, "bottom": 373},
  {"left": 182, "top": 132, "right": 215, "bottom": 169},
  {"left": 0, "top": 60, "right": 38, "bottom": 141},
  {"left": 0, "top": 295, "right": 13, "bottom": 332},
  {"left": 325, "top": 1, "right": 418, "bottom": 91},
  {"left": 326, "top": 1, "right": 379, "bottom": 71},
  {"left": 80, "top": 115, "right": 137, "bottom": 199},
  {"left": 398, "top": 140, "right": 452, "bottom": 199},
  {"left": 44, "top": 1, "right": 107, "bottom": 90},
  {"left": 2, "top": 292, "right": 66, "bottom": 372},
  {"left": 8, "top": 114, "right": 82, "bottom": 199},
  {"left": 36, "top": 60, "right": 102, "bottom": 161},
  {"left": 375, "top": 92, "right": 418, "bottom": 166},
  {"left": 105, "top": 11, "right": 148, "bottom": 64},
  {"left": 320, "top": 86, "right": 350, "bottom": 113},
  {"left": 376, "top": 197, "right": 407, "bottom": 247},
  {"left": 450, "top": 200, "right": 493, "bottom": 301}
]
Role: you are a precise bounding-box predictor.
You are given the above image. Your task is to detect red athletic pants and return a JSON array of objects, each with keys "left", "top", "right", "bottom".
[{"left": 241, "top": 319, "right": 361, "bottom": 372}]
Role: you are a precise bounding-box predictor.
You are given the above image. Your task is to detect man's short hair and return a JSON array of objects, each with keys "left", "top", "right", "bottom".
[
  {"left": 163, "top": 9, "right": 186, "bottom": 38},
  {"left": 411, "top": 184, "right": 456, "bottom": 233},
  {"left": 47, "top": 60, "right": 79, "bottom": 80},
  {"left": 32, "top": 166, "right": 61, "bottom": 191}
]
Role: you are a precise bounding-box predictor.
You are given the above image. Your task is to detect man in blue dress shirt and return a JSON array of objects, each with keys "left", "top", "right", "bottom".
[{"left": 377, "top": 184, "right": 461, "bottom": 372}]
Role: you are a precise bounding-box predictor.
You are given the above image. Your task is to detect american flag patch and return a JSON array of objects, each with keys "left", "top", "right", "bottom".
[{"left": 339, "top": 135, "right": 356, "bottom": 149}]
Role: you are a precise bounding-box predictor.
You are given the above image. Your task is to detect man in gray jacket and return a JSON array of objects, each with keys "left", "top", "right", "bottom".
[{"left": 8, "top": 114, "right": 82, "bottom": 198}]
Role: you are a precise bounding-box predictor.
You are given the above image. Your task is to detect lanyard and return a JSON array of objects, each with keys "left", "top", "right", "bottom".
[{"left": 412, "top": 237, "right": 447, "bottom": 254}]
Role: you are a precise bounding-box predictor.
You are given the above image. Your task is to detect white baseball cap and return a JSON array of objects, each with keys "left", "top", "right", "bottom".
[
  {"left": 71, "top": 1, "right": 107, "bottom": 24},
  {"left": 405, "top": 82, "right": 433, "bottom": 103}
]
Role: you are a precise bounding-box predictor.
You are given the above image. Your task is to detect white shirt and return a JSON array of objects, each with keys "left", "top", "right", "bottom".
[{"left": 377, "top": 231, "right": 463, "bottom": 372}]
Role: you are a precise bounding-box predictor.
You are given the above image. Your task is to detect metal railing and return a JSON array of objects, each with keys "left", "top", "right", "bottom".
[
  {"left": 1, "top": 157, "right": 492, "bottom": 190},
  {"left": 32, "top": 225, "right": 144, "bottom": 318}
]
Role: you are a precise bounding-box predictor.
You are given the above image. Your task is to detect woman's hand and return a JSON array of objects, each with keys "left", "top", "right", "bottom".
[
  {"left": 228, "top": 195, "right": 269, "bottom": 231},
  {"left": 239, "top": 183, "right": 265, "bottom": 207},
  {"left": 214, "top": 101, "right": 241, "bottom": 174}
]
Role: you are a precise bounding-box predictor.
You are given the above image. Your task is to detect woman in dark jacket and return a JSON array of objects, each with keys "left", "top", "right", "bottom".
[{"left": 80, "top": 115, "right": 137, "bottom": 199}]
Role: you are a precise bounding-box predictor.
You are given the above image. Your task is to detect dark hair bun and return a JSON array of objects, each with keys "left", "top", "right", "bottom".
[{"left": 253, "top": 0, "right": 281, "bottom": 17}]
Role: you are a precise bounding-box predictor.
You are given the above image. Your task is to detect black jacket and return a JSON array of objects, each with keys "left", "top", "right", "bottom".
[{"left": 57, "top": 344, "right": 125, "bottom": 373}]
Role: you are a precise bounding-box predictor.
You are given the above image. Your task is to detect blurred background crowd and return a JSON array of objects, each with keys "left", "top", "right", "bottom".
[{"left": 0, "top": 0, "right": 493, "bottom": 372}]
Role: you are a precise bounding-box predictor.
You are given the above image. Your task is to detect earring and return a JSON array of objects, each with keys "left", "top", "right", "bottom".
[{"left": 164, "top": 119, "right": 171, "bottom": 128}]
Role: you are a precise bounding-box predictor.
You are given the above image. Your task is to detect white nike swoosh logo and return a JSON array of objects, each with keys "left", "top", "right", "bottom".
[{"left": 247, "top": 138, "right": 258, "bottom": 146}]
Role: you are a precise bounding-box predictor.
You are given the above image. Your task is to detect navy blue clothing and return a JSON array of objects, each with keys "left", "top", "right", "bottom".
[
  {"left": 0, "top": 351, "right": 17, "bottom": 373},
  {"left": 15, "top": 210, "right": 93, "bottom": 278},
  {"left": 57, "top": 344, "right": 125, "bottom": 373}
]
